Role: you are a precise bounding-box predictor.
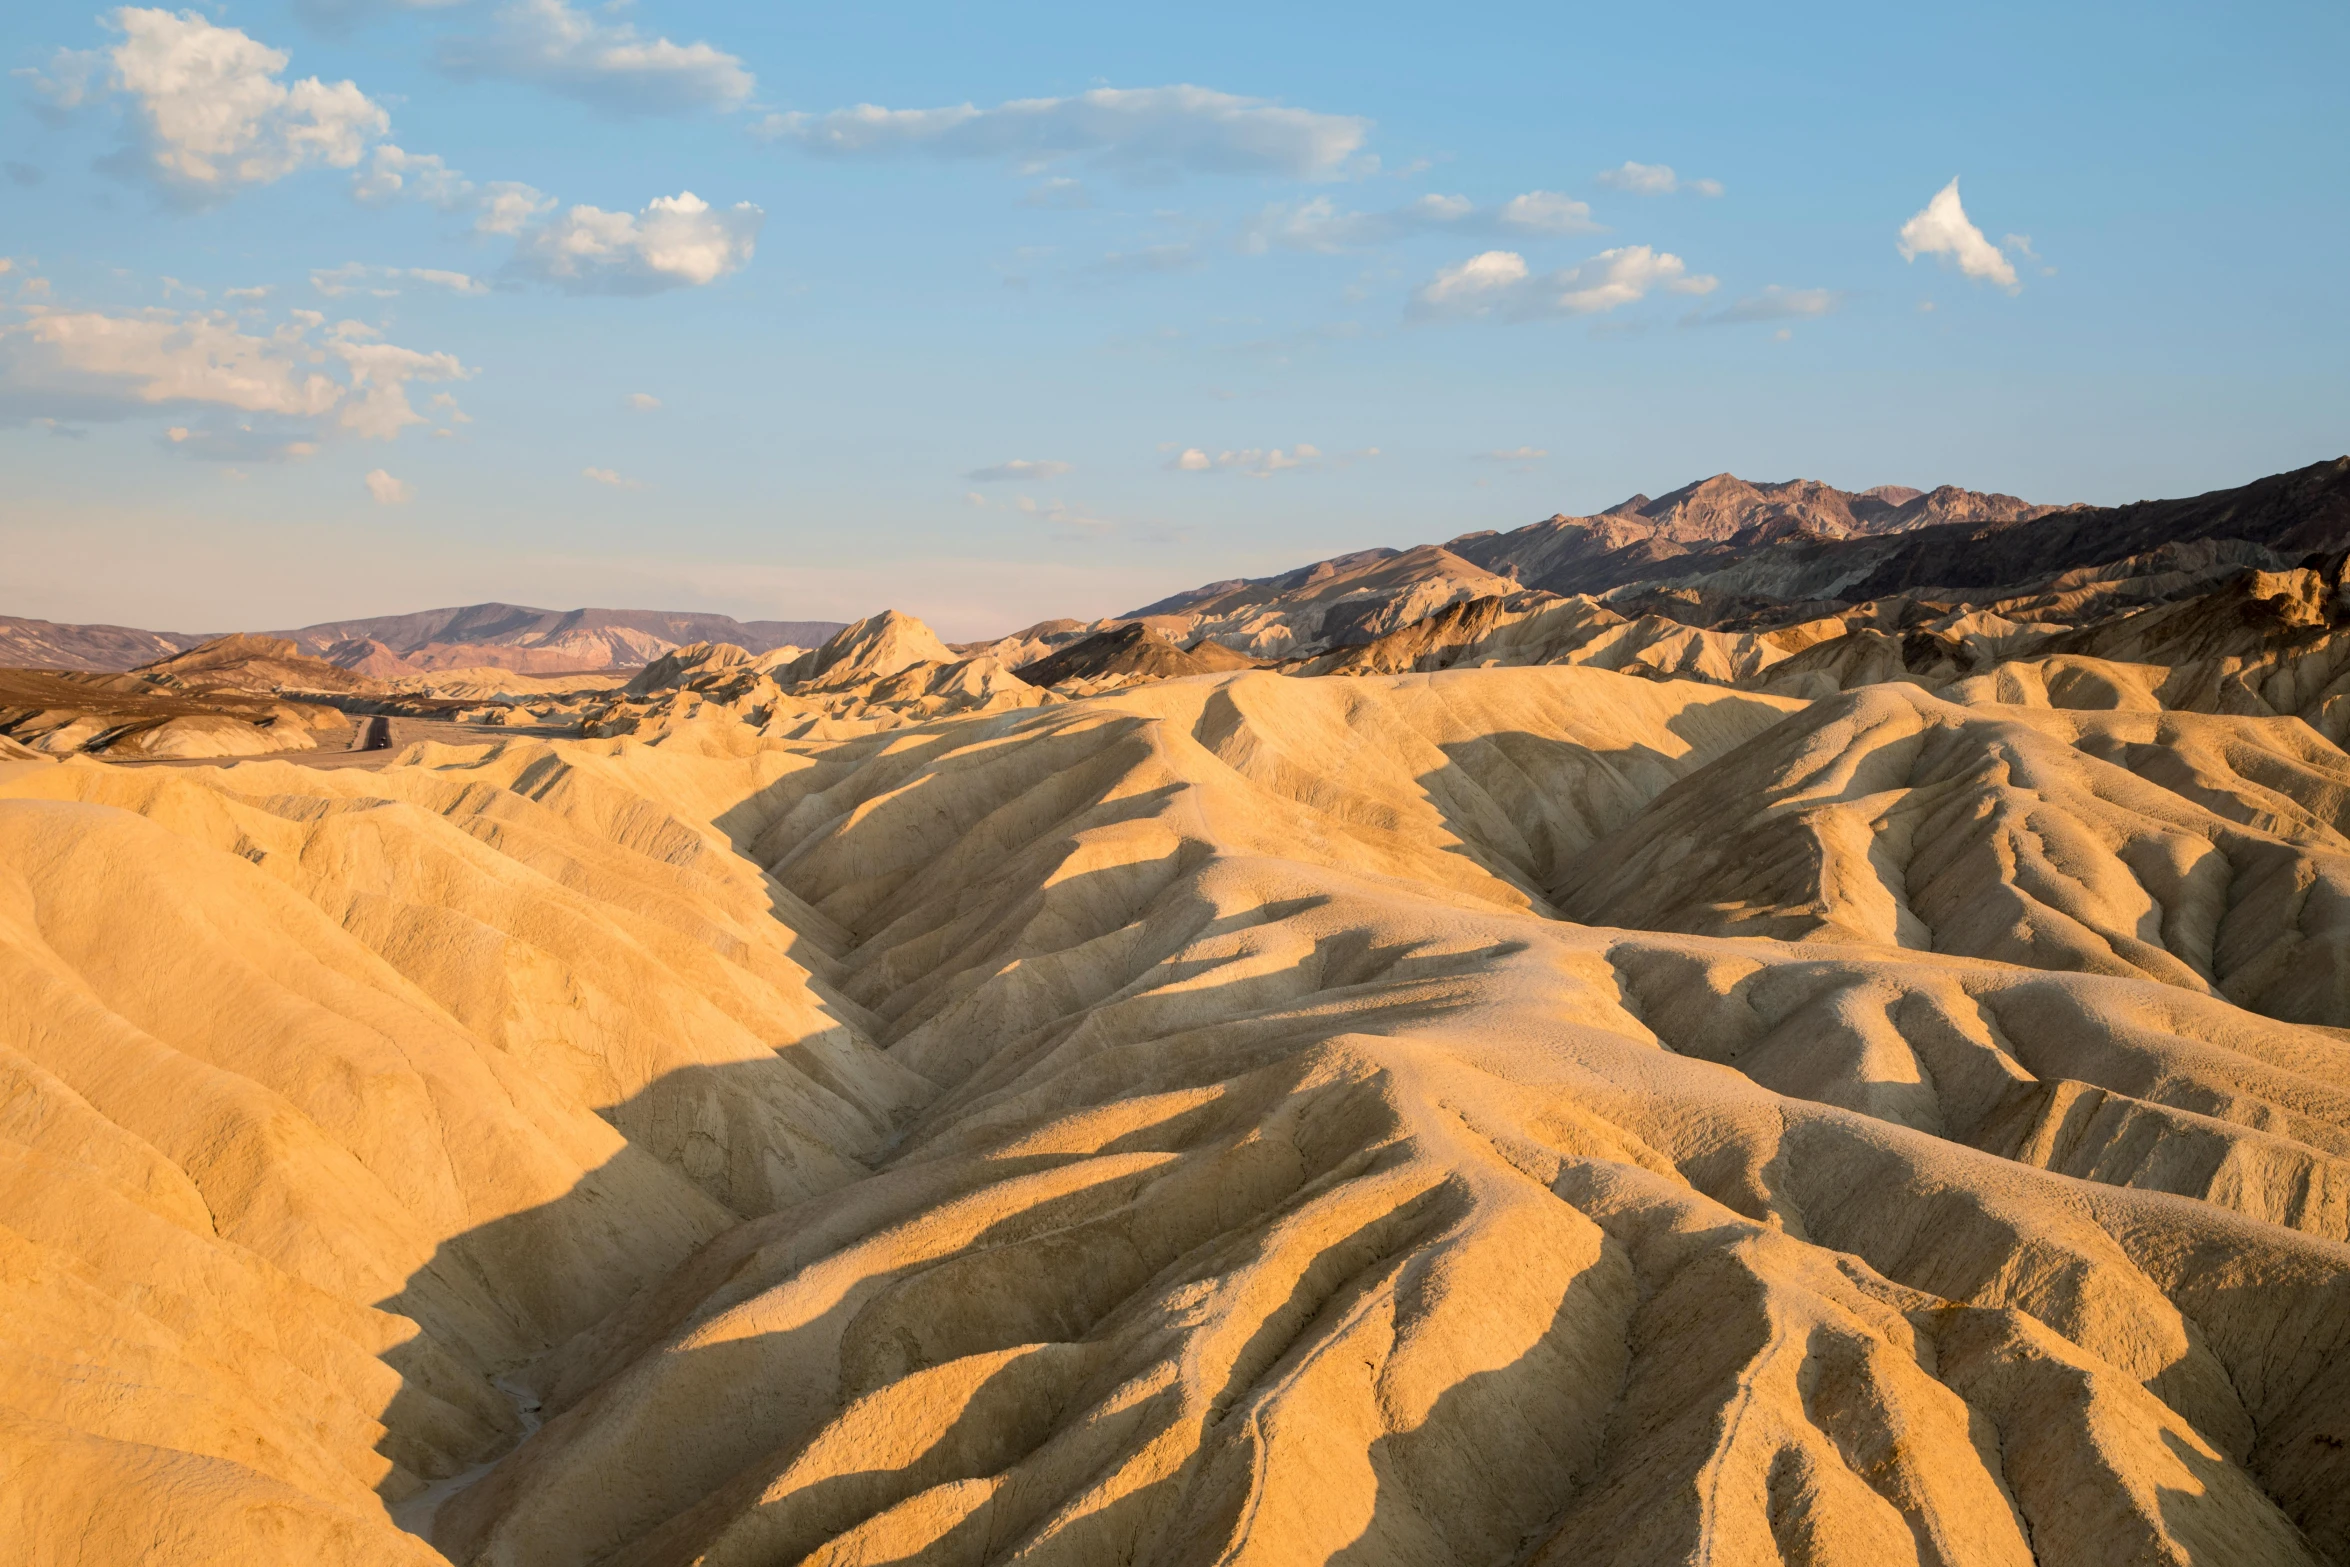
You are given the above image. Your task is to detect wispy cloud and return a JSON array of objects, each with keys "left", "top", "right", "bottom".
[
  {"left": 1412, "top": 246, "right": 1716, "bottom": 321},
  {"left": 436, "top": 0, "right": 754, "bottom": 114},
  {"left": 363, "top": 468, "right": 411, "bottom": 503},
  {"left": 311, "top": 262, "right": 488, "bottom": 297},
  {"left": 351, "top": 144, "right": 556, "bottom": 236},
  {"left": 1595, "top": 161, "right": 1724, "bottom": 197},
  {"left": 2003, "top": 232, "right": 2057, "bottom": 277},
  {"left": 966, "top": 458, "right": 1074, "bottom": 482},
  {"left": 1239, "top": 189, "right": 1599, "bottom": 254},
  {"left": 757, "top": 86, "right": 1370, "bottom": 180},
  {"left": 583, "top": 465, "right": 642, "bottom": 488},
  {"left": 1021, "top": 177, "right": 1092, "bottom": 209},
  {"left": 1897, "top": 178, "right": 2018, "bottom": 290},
  {"left": 1473, "top": 446, "right": 1548, "bottom": 461},
  {"left": 1162, "top": 442, "right": 1370, "bottom": 478},
  {"left": 1011, "top": 493, "right": 1114, "bottom": 535},
  {"left": 1680, "top": 285, "right": 1843, "bottom": 326},
  {"left": 626, "top": 392, "right": 661, "bottom": 411},
  {"left": 0, "top": 292, "right": 468, "bottom": 445}
]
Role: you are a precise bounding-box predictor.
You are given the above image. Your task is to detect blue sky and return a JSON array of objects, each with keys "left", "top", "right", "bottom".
[{"left": 2, "top": 0, "right": 2344, "bottom": 638}]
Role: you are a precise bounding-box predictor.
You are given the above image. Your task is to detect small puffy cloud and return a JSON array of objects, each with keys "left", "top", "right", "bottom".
[
  {"left": 223, "top": 284, "right": 271, "bottom": 301},
  {"left": 1474, "top": 446, "right": 1548, "bottom": 462},
  {"left": 1166, "top": 442, "right": 1323, "bottom": 478},
  {"left": 759, "top": 85, "right": 1369, "bottom": 180},
  {"left": 1897, "top": 178, "right": 2018, "bottom": 290},
  {"left": 509, "top": 191, "right": 764, "bottom": 294},
  {"left": 1412, "top": 245, "right": 1715, "bottom": 322},
  {"left": 96, "top": 9, "right": 390, "bottom": 202},
  {"left": 1497, "top": 191, "right": 1599, "bottom": 234},
  {"left": 1682, "top": 285, "right": 1843, "bottom": 326},
  {"left": 437, "top": 0, "right": 753, "bottom": 115},
  {"left": 1595, "top": 161, "right": 1723, "bottom": 197},
  {"left": 626, "top": 392, "right": 661, "bottom": 411},
  {"left": 1417, "top": 249, "right": 1530, "bottom": 307},
  {"left": 583, "top": 465, "right": 641, "bottom": 487},
  {"left": 0, "top": 302, "right": 466, "bottom": 445},
  {"left": 363, "top": 468, "right": 410, "bottom": 503},
  {"left": 966, "top": 458, "right": 1074, "bottom": 482}
]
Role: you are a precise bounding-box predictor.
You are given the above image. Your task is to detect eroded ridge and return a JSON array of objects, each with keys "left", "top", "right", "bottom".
[{"left": 1, "top": 666, "right": 2345, "bottom": 1566}]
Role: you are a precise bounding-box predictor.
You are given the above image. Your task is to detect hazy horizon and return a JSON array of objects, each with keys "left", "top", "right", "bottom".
[{"left": 5, "top": 0, "right": 2345, "bottom": 640}]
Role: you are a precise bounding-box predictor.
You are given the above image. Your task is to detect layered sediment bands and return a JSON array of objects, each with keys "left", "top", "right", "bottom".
[{"left": 3, "top": 666, "right": 2349, "bottom": 1566}]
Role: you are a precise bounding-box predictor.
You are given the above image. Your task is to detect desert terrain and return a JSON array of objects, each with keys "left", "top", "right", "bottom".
[{"left": 4, "top": 459, "right": 2350, "bottom": 1566}]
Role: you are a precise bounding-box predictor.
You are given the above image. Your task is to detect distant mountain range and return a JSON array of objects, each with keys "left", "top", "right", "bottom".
[
  {"left": 14, "top": 462, "right": 2350, "bottom": 678},
  {"left": 1124, "top": 461, "right": 2350, "bottom": 659},
  {"left": 0, "top": 603, "right": 849, "bottom": 674}
]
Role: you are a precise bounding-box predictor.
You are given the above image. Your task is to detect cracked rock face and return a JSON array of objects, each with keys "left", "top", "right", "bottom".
[{"left": 1, "top": 664, "right": 2347, "bottom": 1566}]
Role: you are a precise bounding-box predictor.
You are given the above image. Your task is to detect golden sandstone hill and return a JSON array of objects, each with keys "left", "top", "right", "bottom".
[{"left": 6, "top": 459, "right": 2350, "bottom": 1567}]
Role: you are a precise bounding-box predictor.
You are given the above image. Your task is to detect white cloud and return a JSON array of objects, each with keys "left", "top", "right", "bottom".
[
  {"left": 436, "top": 0, "right": 754, "bottom": 114},
  {"left": 583, "top": 465, "right": 641, "bottom": 487},
  {"left": 1897, "top": 178, "right": 2018, "bottom": 290},
  {"left": 363, "top": 468, "right": 410, "bottom": 503},
  {"left": 97, "top": 8, "right": 389, "bottom": 202},
  {"left": 0, "top": 302, "right": 467, "bottom": 446},
  {"left": 1412, "top": 245, "right": 1716, "bottom": 321},
  {"left": 626, "top": 392, "right": 661, "bottom": 411},
  {"left": 1595, "top": 161, "right": 1723, "bottom": 197},
  {"left": 223, "top": 284, "right": 271, "bottom": 301},
  {"left": 1416, "top": 249, "right": 1530, "bottom": 307},
  {"left": 758, "top": 86, "right": 1370, "bottom": 179},
  {"left": 966, "top": 458, "right": 1074, "bottom": 482},
  {"left": 1165, "top": 442, "right": 1324, "bottom": 478},
  {"left": 1474, "top": 446, "right": 1548, "bottom": 462},
  {"left": 1683, "top": 285, "right": 1843, "bottom": 326},
  {"left": 509, "top": 191, "right": 764, "bottom": 294}
]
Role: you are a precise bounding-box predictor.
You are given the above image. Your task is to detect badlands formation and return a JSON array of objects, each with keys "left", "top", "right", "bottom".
[{"left": 3, "top": 460, "right": 2350, "bottom": 1566}]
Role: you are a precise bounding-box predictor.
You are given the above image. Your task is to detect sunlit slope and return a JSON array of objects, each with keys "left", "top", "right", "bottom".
[
  {"left": 1558, "top": 683, "right": 2350, "bottom": 1023},
  {"left": 2, "top": 666, "right": 2347, "bottom": 1566}
]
